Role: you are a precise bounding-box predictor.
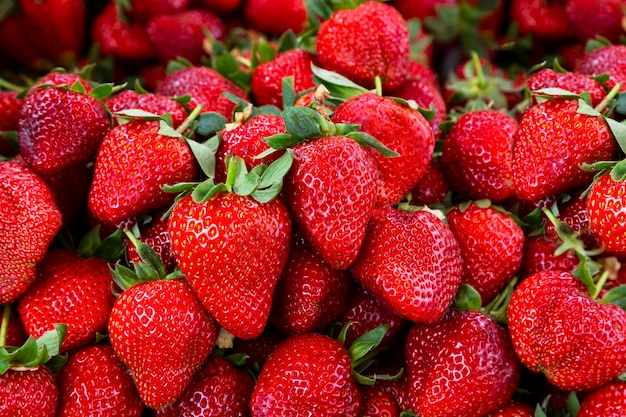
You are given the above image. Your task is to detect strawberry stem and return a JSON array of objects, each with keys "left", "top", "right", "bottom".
[
  {"left": 374, "top": 76, "right": 383, "bottom": 96},
  {"left": 176, "top": 104, "right": 205, "bottom": 134},
  {"left": 594, "top": 82, "right": 623, "bottom": 113},
  {"left": 470, "top": 51, "right": 486, "bottom": 90},
  {"left": 224, "top": 156, "right": 238, "bottom": 190},
  {"left": 0, "top": 305, "right": 9, "bottom": 347},
  {"left": 591, "top": 270, "right": 610, "bottom": 300},
  {"left": 0, "top": 77, "right": 24, "bottom": 92}
]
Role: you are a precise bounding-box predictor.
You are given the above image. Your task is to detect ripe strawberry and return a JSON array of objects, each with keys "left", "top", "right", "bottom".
[
  {"left": 565, "top": 0, "right": 625, "bottom": 43},
  {"left": 525, "top": 68, "right": 606, "bottom": 107},
  {"left": 0, "top": 90, "right": 23, "bottom": 132},
  {"left": 127, "top": 214, "right": 177, "bottom": 273},
  {"left": 360, "top": 391, "right": 401, "bottom": 417},
  {"left": 358, "top": 360, "right": 409, "bottom": 412},
  {"left": 485, "top": 401, "right": 534, "bottom": 417},
  {"left": 106, "top": 89, "right": 188, "bottom": 128},
  {"left": 243, "top": 0, "right": 307, "bottom": 36},
  {"left": 146, "top": 9, "right": 227, "bottom": 65},
  {"left": 545, "top": 191, "right": 598, "bottom": 250},
  {"left": 31, "top": 71, "right": 93, "bottom": 93},
  {"left": 408, "top": 159, "right": 450, "bottom": 206},
  {"left": 440, "top": 110, "right": 517, "bottom": 202},
  {"left": 0, "top": 161, "right": 62, "bottom": 304},
  {"left": 88, "top": 118, "right": 197, "bottom": 224},
  {"left": 405, "top": 308, "right": 521, "bottom": 417},
  {"left": 123, "top": 0, "right": 190, "bottom": 23},
  {"left": 250, "top": 332, "right": 361, "bottom": 416},
  {"left": 157, "top": 66, "right": 248, "bottom": 118},
  {"left": 251, "top": 48, "right": 317, "bottom": 108},
  {"left": 108, "top": 277, "right": 219, "bottom": 409},
  {"left": 56, "top": 343, "right": 145, "bottom": 416},
  {"left": 577, "top": 382, "right": 626, "bottom": 417},
  {"left": 576, "top": 44, "right": 626, "bottom": 92},
  {"left": 331, "top": 92, "right": 435, "bottom": 207},
  {"left": 269, "top": 240, "right": 353, "bottom": 334},
  {"left": 447, "top": 202, "right": 525, "bottom": 304},
  {"left": 0, "top": 14, "right": 49, "bottom": 71},
  {"left": 507, "top": 270, "right": 626, "bottom": 391},
  {"left": 586, "top": 172, "right": 626, "bottom": 257},
  {"left": 0, "top": 366, "right": 58, "bottom": 416},
  {"left": 18, "top": 82, "right": 111, "bottom": 176},
  {"left": 17, "top": 248, "right": 117, "bottom": 353},
  {"left": 3, "top": 307, "right": 28, "bottom": 347},
  {"left": 510, "top": 0, "right": 573, "bottom": 40},
  {"left": 519, "top": 235, "right": 578, "bottom": 278},
  {"left": 316, "top": 1, "right": 410, "bottom": 91},
  {"left": 512, "top": 98, "right": 617, "bottom": 202},
  {"left": 156, "top": 355, "right": 256, "bottom": 416},
  {"left": 231, "top": 324, "right": 284, "bottom": 369},
  {"left": 350, "top": 206, "right": 463, "bottom": 323}
]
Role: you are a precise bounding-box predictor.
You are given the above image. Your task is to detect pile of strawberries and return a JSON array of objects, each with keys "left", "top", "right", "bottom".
[{"left": 1, "top": 0, "right": 626, "bottom": 416}]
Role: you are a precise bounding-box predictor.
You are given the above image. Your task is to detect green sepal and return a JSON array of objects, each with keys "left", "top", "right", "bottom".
[
  {"left": 196, "top": 112, "right": 228, "bottom": 138},
  {"left": 282, "top": 76, "right": 297, "bottom": 109},
  {"left": 311, "top": 63, "right": 369, "bottom": 102},
  {"left": 89, "top": 83, "right": 115, "bottom": 100},
  {"left": 114, "top": 108, "right": 162, "bottom": 124},
  {"left": 0, "top": 0, "right": 16, "bottom": 21},
  {"left": 566, "top": 392, "right": 581, "bottom": 416},
  {"left": 584, "top": 36, "right": 612, "bottom": 54},
  {"left": 192, "top": 178, "right": 229, "bottom": 203},
  {"left": 454, "top": 284, "right": 482, "bottom": 310},
  {"left": 276, "top": 30, "right": 298, "bottom": 54},
  {"left": 481, "top": 276, "right": 518, "bottom": 324},
  {"left": 349, "top": 324, "right": 389, "bottom": 369},
  {"left": 611, "top": 159, "right": 626, "bottom": 182},
  {"left": 336, "top": 321, "right": 353, "bottom": 346},
  {"left": 233, "top": 159, "right": 262, "bottom": 197},
  {"left": 77, "top": 226, "right": 126, "bottom": 262},
  {"left": 0, "top": 324, "right": 67, "bottom": 375},
  {"left": 188, "top": 135, "right": 220, "bottom": 178},
  {"left": 210, "top": 39, "right": 252, "bottom": 92},
  {"left": 534, "top": 404, "right": 548, "bottom": 417},
  {"left": 283, "top": 105, "right": 335, "bottom": 140},
  {"left": 166, "top": 57, "right": 193, "bottom": 75},
  {"left": 303, "top": 0, "right": 334, "bottom": 28},
  {"left": 223, "top": 352, "right": 249, "bottom": 367},
  {"left": 605, "top": 117, "right": 626, "bottom": 154},
  {"left": 158, "top": 119, "right": 182, "bottom": 138},
  {"left": 163, "top": 182, "right": 200, "bottom": 194},
  {"left": 345, "top": 131, "right": 399, "bottom": 157},
  {"left": 599, "top": 284, "right": 626, "bottom": 309},
  {"left": 125, "top": 230, "right": 167, "bottom": 280},
  {"left": 249, "top": 38, "right": 277, "bottom": 70},
  {"left": 264, "top": 133, "right": 302, "bottom": 149},
  {"left": 133, "top": 79, "right": 149, "bottom": 94},
  {"left": 399, "top": 411, "right": 418, "bottom": 417},
  {"left": 577, "top": 98, "right": 601, "bottom": 116},
  {"left": 70, "top": 79, "right": 86, "bottom": 94}
]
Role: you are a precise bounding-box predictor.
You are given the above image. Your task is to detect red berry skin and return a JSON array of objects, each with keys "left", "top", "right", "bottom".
[
  {"left": 168, "top": 193, "right": 292, "bottom": 340},
  {"left": 405, "top": 309, "right": 521, "bottom": 417},
  {"left": 512, "top": 99, "right": 617, "bottom": 202},
  {"left": 565, "top": 0, "right": 625, "bottom": 43},
  {"left": 0, "top": 161, "right": 63, "bottom": 304},
  {"left": 127, "top": 214, "right": 177, "bottom": 273},
  {"left": 316, "top": 1, "right": 410, "bottom": 91},
  {"left": 331, "top": 93, "right": 435, "bottom": 207},
  {"left": 350, "top": 207, "right": 463, "bottom": 323},
  {"left": 409, "top": 159, "right": 450, "bottom": 206},
  {"left": 108, "top": 278, "right": 219, "bottom": 410},
  {"left": 243, "top": 0, "right": 307, "bottom": 36},
  {"left": 0, "top": 366, "right": 59, "bottom": 417},
  {"left": 525, "top": 68, "right": 606, "bottom": 107},
  {"left": 507, "top": 270, "right": 626, "bottom": 391},
  {"left": 518, "top": 235, "right": 578, "bottom": 278},
  {"left": 106, "top": 90, "right": 188, "bottom": 128},
  {"left": 586, "top": 172, "right": 626, "bottom": 257},
  {"left": 576, "top": 44, "right": 626, "bottom": 92},
  {"left": 156, "top": 356, "right": 255, "bottom": 417},
  {"left": 577, "top": 382, "right": 626, "bottom": 417},
  {"left": 284, "top": 135, "right": 378, "bottom": 269},
  {"left": 0, "top": 91, "right": 23, "bottom": 132},
  {"left": 56, "top": 344, "right": 145, "bottom": 417},
  {"left": 250, "top": 333, "right": 361, "bottom": 416},
  {"left": 510, "top": 0, "right": 573, "bottom": 40},
  {"left": 485, "top": 401, "right": 535, "bottom": 417},
  {"left": 360, "top": 391, "right": 401, "bottom": 417}
]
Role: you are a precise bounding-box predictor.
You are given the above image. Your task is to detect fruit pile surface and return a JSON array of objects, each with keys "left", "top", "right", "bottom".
[{"left": 1, "top": 0, "right": 626, "bottom": 416}]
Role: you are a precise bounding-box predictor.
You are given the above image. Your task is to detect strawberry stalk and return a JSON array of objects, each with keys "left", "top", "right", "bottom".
[
  {"left": 594, "top": 82, "right": 623, "bottom": 114},
  {"left": 0, "top": 305, "right": 9, "bottom": 347}
]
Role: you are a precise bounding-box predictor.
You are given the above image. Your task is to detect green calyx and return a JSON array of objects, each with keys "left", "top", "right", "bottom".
[{"left": 76, "top": 225, "right": 126, "bottom": 262}]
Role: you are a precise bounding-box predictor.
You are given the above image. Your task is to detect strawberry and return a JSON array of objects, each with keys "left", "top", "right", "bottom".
[
  {"left": 565, "top": 0, "right": 626, "bottom": 43},
  {"left": 507, "top": 270, "right": 626, "bottom": 391},
  {"left": 484, "top": 401, "right": 535, "bottom": 417},
  {"left": 105, "top": 89, "right": 188, "bottom": 128},
  {"left": 405, "top": 308, "right": 521, "bottom": 417},
  {"left": 586, "top": 172, "right": 626, "bottom": 257},
  {"left": 446, "top": 202, "right": 525, "bottom": 304},
  {"left": 123, "top": 0, "right": 190, "bottom": 23},
  {"left": 56, "top": 343, "right": 145, "bottom": 416},
  {"left": 331, "top": 92, "right": 435, "bottom": 207},
  {"left": 157, "top": 66, "right": 249, "bottom": 118},
  {"left": 3, "top": 307, "right": 28, "bottom": 347},
  {"left": 87, "top": 117, "right": 197, "bottom": 224},
  {"left": 18, "top": 82, "right": 111, "bottom": 176},
  {"left": 440, "top": 110, "right": 517, "bottom": 202},
  {"left": 0, "top": 14, "right": 50, "bottom": 72},
  {"left": 0, "top": 161, "right": 62, "bottom": 304},
  {"left": 575, "top": 44, "right": 626, "bottom": 92},
  {"left": 408, "top": 159, "right": 450, "bottom": 206},
  {"left": 243, "top": 0, "right": 307, "bottom": 36},
  {"left": 127, "top": 214, "right": 177, "bottom": 273},
  {"left": 249, "top": 332, "right": 361, "bottom": 416},
  {"left": 358, "top": 360, "right": 409, "bottom": 412},
  {"left": 545, "top": 191, "right": 598, "bottom": 250},
  {"left": 360, "top": 391, "right": 401, "bottom": 417},
  {"left": 251, "top": 48, "right": 317, "bottom": 109},
  {"left": 156, "top": 355, "right": 256, "bottom": 416},
  {"left": 231, "top": 324, "right": 284, "bottom": 369},
  {"left": 316, "top": 1, "right": 410, "bottom": 91},
  {"left": 269, "top": 239, "right": 353, "bottom": 334},
  {"left": 519, "top": 235, "right": 578, "bottom": 278},
  {"left": 510, "top": 0, "right": 573, "bottom": 40},
  {"left": 146, "top": 9, "right": 227, "bottom": 65},
  {"left": 0, "top": 90, "right": 23, "bottom": 133},
  {"left": 577, "top": 382, "right": 626, "bottom": 417},
  {"left": 350, "top": 206, "right": 463, "bottom": 323},
  {"left": 525, "top": 68, "right": 606, "bottom": 107},
  {"left": 512, "top": 98, "right": 617, "bottom": 202},
  {"left": 17, "top": 248, "right": 117, "bottom": 353},
  {"left": 0, "top": 366, "right": 58, "bottom": 416}
]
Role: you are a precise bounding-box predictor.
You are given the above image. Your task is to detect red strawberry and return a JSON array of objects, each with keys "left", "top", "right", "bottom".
[
  {"left": 360, "top": 391, "right": 401, "bottom": 417},
  {"left": 243, "top": 0, "right": 307, "bottom": 36},
  {"left": 108, "top": 277, "right": 219, "bottom": 409},
  {"left": 545, "top": 191, "right": 598, "bottom": 250},
  {"left": 18, "top": 83, "right": 111, "bottom": 176},
  {"left": 0, "top": 161, "right": 62, "bottom": 304},
  {"left": 251, "top": 48, "right": 317, "bottom": 108},
  {"left": 146, "top": 9, "right": 227, "bottom": 65},
  {"left": 440, "top": 110, "right": 517, "bottom": 202},
  {"left": 231, "top": 325, "right": 285, "bottom": 369},
  {"left": 88, "top": 118, "right": 197, "bottom": 224},
  {"left": 269, "top": 240, "right": 353, "bottom": 334},
  {"left": 316, "top": 1, "right": 410, "bottom": 91},
  {"left": 250, "top": 332, "right": 361, "bottom": 416},
  {"left": 17, "top": 248, "right": 117, "bottom": 353},
  {"left": 31, "top": 71, "right": 93, "bottom": 93},
  {"left": 106, "top": 89, "right": 188, "bottom": 128},
  {"left": 350, "top": 206, "right": 463, "bottom": 323},
  {"left": 525, "top": 68, "right": 606, "bottom": 107},
  {"left": 127, "top": 214, "right": 177, "bottom": 273},
  {"left": 0, "top": 90, "right": 23, "bottom": 132},
  {"left": 0, "top": 366, "right": 58, "bottom": 416},
  {"left": 156, "top": 355, "right": 256, "bottom": 416},
  {"left": 408, "top": 159, "right": 450, "bottom": 206},
  {"left": 0, "top": 14, "right": 50, "bottom": 71},
  {"left": 512, "top": 98, "right": 617, "bottom": 202},
  {"left": 56, "top": 343, "right": 145, "bottom": 416},
  {"left": 405, "top": 308, "right": 521, "bottom": 417},
  {"left": 507, "top": 270, "right": 626, "bottom": 391},
  {"left": 157, "top": 66, "right": 248, "bottom": 118},
  {"left": 576, "top": 44, "right": 626, "bottom": 92},
  {"left": 331, "top": 92, "right": 435, "bottom": 207},
  {"left": 3, "top": 307, "right": 28, "bottom": 347},
  {"left": 485, "top": 401, "right": 535, "bottom": 417},
  {"left": 124, "top": 0, "right": 190, "bottom": 23},
  {"left": 519, "top": 235, "right": 579, "bottom": 278},
  {"left": 586, "top": 172, "right": 626, "bottom": 257},
  {"left": 510, "top": 0, "right": 573, "bottom": 40},
  {"left": 358, "top": 360, "right": 409, "bottom": 412},
  {"left": 577, "top": 382, "right": 626, "bottom": 417},
  {"left": 565, "top": 0, "right": 625, "bottom": 43}
]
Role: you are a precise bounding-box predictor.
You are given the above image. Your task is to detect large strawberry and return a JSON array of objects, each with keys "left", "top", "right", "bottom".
[
  {"left": 507, "top": 270, "right": 626, "bottom": 391},
  {"left": 0, "top": 161, "right": 62, "bottom": 304},
  {"left": 405, "top": 308, "right": 521, "bottom": 417},
  {"left": 316, "top": 1, "right": 410, "bottom": 91},
  {"left": 586, "top": 171, "right": 626, "bottom": 257},
  {"left": 56, "top": 343, "right": 145, "bottom": 416},
  {"left": 577, "top": 382, "right": 626, "bottom": 417},
  {"left": 331, "top": 92, "right": 435, "bottom": 207},
  {"left": 350, "top": 206, "right": 463, "bottom": 323}
]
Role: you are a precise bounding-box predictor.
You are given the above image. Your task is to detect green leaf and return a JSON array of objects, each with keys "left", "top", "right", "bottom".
[
  {"left": 605, "top": 117, "right": 626, "bottom": 154},
  {"left": 71, "top": 79, "right": 86, "bottom": 94},
  {"left": 109, "top": 263, "right": 141, "bottom": 291},
  {"left": 257, "top": 149, "right": 294, "bottom": 189},
  {"left": 282, "top": 76, "right": 297, "bottom": 109},
  {"left": 114, "top": 108, "right": 161, "bottom": 120},
  {"left": 534, "top": 404, "right": 548, "bottom": 417},
  {"left": 264, "top": 133, "right": 302, "bottom": 149},
  {"left": 349, "top": 324, "right": 389, "bottom": 363},
  {"left": 577, "top": 99, "right": 601, "bottom": 116},
  {"left": 126, "top": 230, "right": 166, "bottom": 279},
  {"left": 196, "top": 112, "right": 228, "bottom": 138},
  {"left": 276, "top": 30, "right": 298, "bottom": 54},
  {"left": 163, "top": 182, "right": 199, "bottom": 194},
  {"left": 283, "top": 105, "right": 329, "bottom": 140},
  {"left": 251, "top": 183, "right": 282, "bottom": 203},
  {"left": 454, "top": 284, "right": 482, "bottom": 310},
  {"left": 345, "top": 131, "right": 399, "bottom": 157},
  {"left": 166, "top": 58, "right": 192, "bottom": 75},
  {"left": 600, "top": 284, "right": 626, "bottom": 305},
  {"left": 188, "top": 137, "right": 219, "bottom": 178},
  {"left": 191, "top": 179, "right": 228, "bottom": 203},
  {"left": 311, "top": 63, "right": 368, "bottom": 99},
  {"left": 90, "top": 83, "right": 114, "bottom": 100},
  {"left": 93, "top": 229, "right": 126, "bottom": 262},
  {"left": 611, "top": 159, "right": 626, "bottom": 182},
  {"left": 35, "top": 324, "right": 67, "bottom": 359},
  {"left": 566, "top": 392, "right": 581, "bottom": 416},
  {"left": 158, "top": 120, "right": 182, "bottom": 138}
]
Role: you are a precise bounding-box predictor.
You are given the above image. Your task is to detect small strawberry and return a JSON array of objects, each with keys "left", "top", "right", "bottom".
[
  {"left": 56, "top": 343, "right": 145, "bottom": 416},
  {"left": 360, "top": 391, "right": 401, "bottom": 417},
  {"left": 408, "top": 159, "right": 451, "bottom": 206},
  {"left": 243, "top": 0, "right": 307, "bottom": 36},
  {"left": 0, "top": 90, "right": 23, "bottom": 132},
  {"left": 510, "top": 0, "right": 573, "bottom": 40},
  {"left": 565, "top": 0, "right": 625, "bottom": 43},
  {"left": 3, "top": 307, "right": 28, "bottom": 347},
  {"left": 156, "top": 355, "right": 256, "bottom": 417},
  {"left": 127, "top": 214, "right": 177, "bottom": 273},
  {"left": 525, "top": 68, "right": 606, "bottom": 107},
  {"left": 586, "top": 171, "right": 626, "bottom": 257},
  {"left": 316, "top": 1, "right": 410, "bottom": 91},
  {"left": 105, "top": 89, "right": 188, "bottom": 128},
  {"left": 519, "top": 235, "right": 578, "bottom": 278},
  {"left": 231, "top": 325, "right": 284, "bottom": 370},
  {"left": 0, "top": 161, "right": 63, "bottom": 304},
  {"left": 545, "top": 191, "right": 598, "bottom": 250},
  {"left": 191, "top": 0, "right": 242, "bottom": 15},
  {"left": 350, "top": 206, "right": 463, "bottom": 323},
  {"left": 484, "top": 401, "right": 535, "bottom": 417},
  {"left": 576, "top": 44, "right": 626, "bottom": 92},
  {"left": 405, "top": 308, "right": 521, "bottom": 417},
  {"left": 507, "top": 270, "right": 626, "bottom": 391},
  {"left": 577, "top": 382, "right": 626, "bottom": 417}
]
